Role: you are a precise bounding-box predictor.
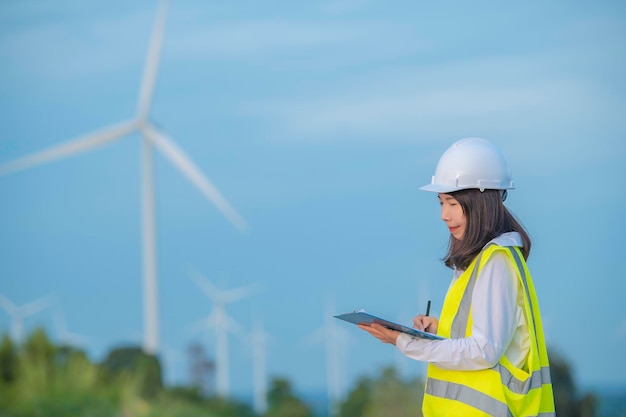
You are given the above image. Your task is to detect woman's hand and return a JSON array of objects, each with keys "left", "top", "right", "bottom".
[
  {"left": 413, "top": 314, "right": 439, "bottom": 333},
  {"left": 358, "top": 323, "right": 401, "bottom": 345}
]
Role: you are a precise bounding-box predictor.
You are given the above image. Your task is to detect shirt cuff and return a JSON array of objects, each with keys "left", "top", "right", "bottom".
[{"left": 395, "top": 332, "right": 415, "bottom": 353}]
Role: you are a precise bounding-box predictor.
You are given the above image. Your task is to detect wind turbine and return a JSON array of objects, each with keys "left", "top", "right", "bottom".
[
  {"left": 0, "top": 293, "right": 55, "bottom": 344},
  {"left": 190, "top": 269, "right": 260, "bottom": 398},
  {"left": 0, "top": 0, "right": 247, "bottom": 355},
  {"left": 304, "top": 296, "right": 350, "bottom": 417}
]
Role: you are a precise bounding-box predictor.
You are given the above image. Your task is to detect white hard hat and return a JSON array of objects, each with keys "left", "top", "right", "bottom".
[{"left": 420, "top": 137, "right": 514, "bottom": 193}]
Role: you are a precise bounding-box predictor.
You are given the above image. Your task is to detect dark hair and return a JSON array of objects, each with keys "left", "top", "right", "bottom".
[{"left": 443, "top": 189, "right": 531, "bottom": 270}]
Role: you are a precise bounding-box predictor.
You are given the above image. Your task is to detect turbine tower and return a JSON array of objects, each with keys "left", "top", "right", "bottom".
[
  {"left": 190, "top": 269, "right": 259, "bottom": 398},
  {"left": 0, "top": 0, "right": 247, "bottom": 355},
  {"left": 304, "top": 296, "right": 350, "bottom": 417},
  {"left": 250, "top": 314, "right": 270, "bottom": 414},
  {"left": 0, "top": 293, "right": 55, "bottom": 344}
]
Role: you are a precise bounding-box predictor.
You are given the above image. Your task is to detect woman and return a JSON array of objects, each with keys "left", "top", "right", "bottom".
[{"left": 359, "top": 138, "right": 555, "bottom": 417}]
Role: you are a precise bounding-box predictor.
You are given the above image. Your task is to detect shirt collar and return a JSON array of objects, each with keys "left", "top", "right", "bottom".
[{"left": 488, "top": 231, "right": 523, "bottom": 248}]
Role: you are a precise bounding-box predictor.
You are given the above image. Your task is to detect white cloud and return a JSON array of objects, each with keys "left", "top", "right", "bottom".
[
  {"left": 242, "top": 85, "right": 545, "bottom": 136},
  {"left": 165, "top": 18, "right": 428, "bottom": 63},
  {"left": 0, "top": 4, "right": 152, "bottom": 80},
  {"left": 237, "top": 53, "right": 596, "bottom": 140},
  {"left": 236, "top": 43, "right": 624, "bottom": 152}
]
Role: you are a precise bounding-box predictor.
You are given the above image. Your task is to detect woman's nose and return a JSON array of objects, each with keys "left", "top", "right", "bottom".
[{"left": 440, "top": 207, "right": 448, "bottom": 221}]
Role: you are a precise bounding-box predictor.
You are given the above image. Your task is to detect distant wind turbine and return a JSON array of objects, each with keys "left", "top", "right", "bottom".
[
  {"left": 0, "top": 0, "right": 247, "bottom": 355},
  {"left": 0, "top": 293, "right": 55, "bottom": 344},
  {"left": 190, "top": 269, "right": 260, "bottom": 398},
  {"left": 304, "top": 296, "right": 350, "bottom": 417}
]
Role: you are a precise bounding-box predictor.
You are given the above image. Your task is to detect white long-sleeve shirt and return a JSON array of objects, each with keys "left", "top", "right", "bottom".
[{"left": 396, "top": 232, "right": 530, "bottom": 370}]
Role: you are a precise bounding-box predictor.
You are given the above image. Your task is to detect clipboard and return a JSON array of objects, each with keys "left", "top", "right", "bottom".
[{"left": 334, "top": 310, "right": 445, "bottom": 341}]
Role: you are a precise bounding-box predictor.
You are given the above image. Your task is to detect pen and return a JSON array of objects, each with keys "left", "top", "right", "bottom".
[{"left": 423, "top": 300, "right": 432, "bottom": 332}]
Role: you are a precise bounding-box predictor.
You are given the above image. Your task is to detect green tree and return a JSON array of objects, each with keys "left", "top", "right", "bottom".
[
  {"left": 54, "top": 344, "right": 89, "bottom": 367},
  {"left": 16, "top": 327, "right": 56, "bottom": 401},
  {"left": 0, "top": 328, "right": 123, "bottom": 417},
  {"left": 264, "top": 377, "right": 313, "bottom": 417},
  {"left": 101, "top": 345, "right": 163, "bottom": 399},
  {"left": 339, "top": 367, "right": 423, "bottom": 417},
  {"left": 0, "top": 333, "right": 18, "bottom": 409},
  {"left": 339, "top": 376, "right": 372, "bottom": 417},
  {"left": 550, "top": 349, "right": 597, "bottom": 417},
  {"left": 0, "top": 334, "right": 17, "bottom": 384}
]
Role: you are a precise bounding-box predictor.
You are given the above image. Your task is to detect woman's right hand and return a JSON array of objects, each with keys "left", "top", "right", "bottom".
[{"left": 413, "top": 314, "right": 438, "bottom": 333}]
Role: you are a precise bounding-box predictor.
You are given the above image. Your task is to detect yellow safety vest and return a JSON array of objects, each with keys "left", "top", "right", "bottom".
[{"left": 422, "top": 245, "right": 555, "bottom": 417}]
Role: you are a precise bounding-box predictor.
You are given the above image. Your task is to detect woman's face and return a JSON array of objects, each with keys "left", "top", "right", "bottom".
[{"left": 438, "top": 193, "right": 466, "bottom": 240}]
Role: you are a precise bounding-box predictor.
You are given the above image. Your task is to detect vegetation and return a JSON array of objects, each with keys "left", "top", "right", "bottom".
[
  {"left": 0, "top": 328, "right": 258, "bottom": 417},
  {"left": 264, "top": 378, "right": 314, "bottom": 417},
  {"left": 550, "top": 349, "right": 598, "bottom": 417},
  {"left": 338, "top": 367, "right": 423, "bottom": 417},
  {"left": 0, "top": 329, "right": 603, "bottom": 417}
]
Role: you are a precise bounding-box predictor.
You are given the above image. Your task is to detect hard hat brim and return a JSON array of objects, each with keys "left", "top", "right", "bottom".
[
  {"left": 419, "top": 183, "right": 465, "bottom": 193},
  {"left": 419, "top": 183, "right": 515, "bottom": 193}
]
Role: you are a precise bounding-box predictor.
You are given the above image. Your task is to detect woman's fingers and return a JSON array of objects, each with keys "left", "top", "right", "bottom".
[
  {"left": 413, "top": 315, "right": 438, "bottom": 333},
  {"left": 413, "top": 314, "right": 428, "bottom": 330}
]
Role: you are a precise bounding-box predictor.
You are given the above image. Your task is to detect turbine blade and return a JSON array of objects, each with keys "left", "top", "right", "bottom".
[
  {"left": 224, "top": 283, "right": 262, "bottom": 304},
  {"left": 137, "top": 0, "right": 169, "bottom": 121},
  {"left": 54, "top": 309, "right": 89, "bottom": 347},
  {"left": 189, "top": 269, "right": 221, "bottom": 300},
  {"left": 0, "top": 120, "right": 138, "bottom": 176},
  {"left": 186, "top": 314, "right": 217, "bottom": 335},
  {"left": 21, "top": 293, "right": 56, "bottom": 317},
  {"left": 143, "top": 124, "right": 248, "bottom": 231},
  {"left": 0, "top": 293, "right": 16, "bottom": 315}
]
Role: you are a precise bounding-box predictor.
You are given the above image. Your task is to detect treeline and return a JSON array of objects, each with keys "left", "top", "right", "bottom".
[{"left": 0, "top": 328, "right": 598, "bottom": 417}]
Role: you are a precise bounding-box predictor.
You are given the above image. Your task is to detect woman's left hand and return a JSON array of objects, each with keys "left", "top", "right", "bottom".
[{"left": 358, "top": 323, "right": 401, "bottom": 345}]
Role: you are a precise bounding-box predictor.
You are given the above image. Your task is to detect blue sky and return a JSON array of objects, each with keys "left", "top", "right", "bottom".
[{"left": 1, "top": 0, "right": 625, "bottom": 401}]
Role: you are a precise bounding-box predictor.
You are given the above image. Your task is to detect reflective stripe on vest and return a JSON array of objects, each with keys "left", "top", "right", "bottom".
[
  {"left": 426, "top": 378, "right": 512, "bottom": 417},
  {"left": 450, "top": 246, "right": 491, "bottom": 338},
  {"left": 495, "top": 363, "right": 552, "bottom": 394},
  {"left": 424, "top": 245, "right": 555, "bottom": 417},
  {"left": 508, "top": 247, "right": 539, "bottom": 350}
]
